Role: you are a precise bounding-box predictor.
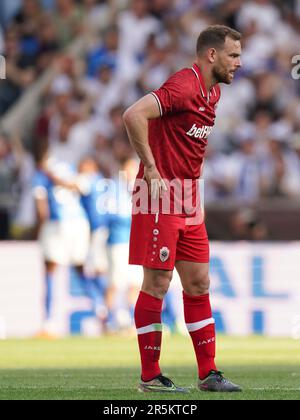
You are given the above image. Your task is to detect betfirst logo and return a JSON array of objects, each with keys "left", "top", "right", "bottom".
[{"left": 186, "top": 124, "right": 213, "bottom": 139}]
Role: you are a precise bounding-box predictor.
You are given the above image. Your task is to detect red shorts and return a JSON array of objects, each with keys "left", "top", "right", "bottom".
[{"left": 129, "top": 213, "right": 209, "bottom": 270}]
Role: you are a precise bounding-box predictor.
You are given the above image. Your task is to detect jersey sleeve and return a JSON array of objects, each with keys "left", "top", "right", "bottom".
[{"left": 152, "top": 70, "right": 192, "bottom": 116}]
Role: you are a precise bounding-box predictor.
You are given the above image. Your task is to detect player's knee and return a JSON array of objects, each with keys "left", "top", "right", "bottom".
[
  {"left": 142, "top": 272, "right": 172, "bottom": 299},
  {"left": 186, "top": 274, "right": 210, "bottom": 296}
]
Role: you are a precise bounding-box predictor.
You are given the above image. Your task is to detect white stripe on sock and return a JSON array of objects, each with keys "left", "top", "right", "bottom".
[
  {"left": 186, "top": 318, "right": 215, "bottom": 332},
  {"left": 137, "top": 323, "right": 162, "bottom": 335}
]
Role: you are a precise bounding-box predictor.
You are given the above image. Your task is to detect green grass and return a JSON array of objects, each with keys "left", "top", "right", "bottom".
[{"left": 0, "top": 335, "right": 299, "bottom": 400}]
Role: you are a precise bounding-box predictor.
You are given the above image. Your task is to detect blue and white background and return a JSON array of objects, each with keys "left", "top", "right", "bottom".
[{"left": 0, "top": 242, "right": 299, "bottom": 338}]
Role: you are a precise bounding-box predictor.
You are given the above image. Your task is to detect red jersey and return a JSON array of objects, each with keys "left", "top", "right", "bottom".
[{"left": 133, "top": 63, "right": 221, "bottom": 216}]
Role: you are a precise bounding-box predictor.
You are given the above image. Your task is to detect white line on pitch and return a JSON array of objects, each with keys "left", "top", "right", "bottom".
[{"left": 251, "top": 388, "right": 300, "bottom": 391}]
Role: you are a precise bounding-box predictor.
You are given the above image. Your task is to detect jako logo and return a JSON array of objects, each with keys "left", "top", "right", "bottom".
[
  {"left": 291, "top": 55, "right": 300, "bottom": 80},
  {"left": 0, "top": 55, "right": 6, "bottom": 80},
  {"left": 144, "top": 346, "right": 161, "bottom": 351},
  {"left": 197, "top": 337, "right": 215, "bottom": 346}
]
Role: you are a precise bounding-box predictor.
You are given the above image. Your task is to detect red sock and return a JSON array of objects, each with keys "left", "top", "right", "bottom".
[
  {"left": 183, "top": 291, "right": 217, "bottom": 380},
  {"left": 134, "top": 291, "right": 163, "bottom": 382}
]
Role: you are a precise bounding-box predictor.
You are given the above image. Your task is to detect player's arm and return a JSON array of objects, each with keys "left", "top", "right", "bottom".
[
  {"left": 123, "top": 94, "right": 167, "bottom": 199},
  {"left": 33, "top": 188, "right": 49, "bottom": 237},
  {"left": 40, "top": 164, "right": 91, "bottom": 195},
  {"left": 41, "top": 168, "right": 82, "bottom": 193}
]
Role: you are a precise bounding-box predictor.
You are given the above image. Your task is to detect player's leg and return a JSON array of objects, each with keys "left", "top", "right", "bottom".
[
  {"left": 38, "top": 221, "right": 64, "bottom": 338},
  {"left": 126, "top": 264, "right": 141, "bottom": 325},
  {"left": 176, "top": 260, "right": 217, "bottom": 378},
  {"left": 136, "top": 267, "right": 186, "bottom": 393},
  {"left": 74, "top": 263, "right": 109, "bottom": 334},
  {"left": 108, "top": 243, "right": 135, "bottom": 332},
  {"left": 130, "top": 213, "right": 187, "bottom": 392},
  {"left": 71, "top": 219, "right": 94, "bottom": 311},
  {"left": 177, "top": 260, "right": 241, "bottom": 392},
  {"left": 74, "top": 264, "right": 94, "bottom": 297},
  {"left": 176, "top": 220, "right": 241, "bottom": 392},
  {"left": 105, "top": 244, "right": 123, "bottom": 332},
  {"left": 162, "top": 287, "right": 178, "bottom": 334},
  {"left": 85, "top": 227, "right": 109, "bottom": 325},
  {"left": 136, "top": 267, "right": 172, "bottom": 380},
  {"left": 44, "top": 260, "right": 57, "bottom": 325},
  {"left": 37, "top": 260, "right": 58, "bottom": 338},
  {"left": 90, "top": 271, "right": 108, "bottom": 329}
]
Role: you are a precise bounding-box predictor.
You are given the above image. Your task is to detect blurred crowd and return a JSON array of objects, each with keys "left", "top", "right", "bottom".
[{"left": 1, "top": 0, "right": 300, "bottom": 241}]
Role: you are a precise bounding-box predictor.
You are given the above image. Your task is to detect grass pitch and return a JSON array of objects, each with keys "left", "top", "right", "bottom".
[{"left": 0, "top": 335, "right": 299, "bottom": 400}]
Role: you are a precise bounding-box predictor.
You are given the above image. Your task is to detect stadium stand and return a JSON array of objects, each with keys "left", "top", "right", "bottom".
[{"left": 0, "top": 0, "right": 300, "bottom": 240}]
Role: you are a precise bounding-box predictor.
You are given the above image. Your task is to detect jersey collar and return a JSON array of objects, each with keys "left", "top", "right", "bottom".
[{"left": 192, "top": 63, "right": 217, "bottom": 100}]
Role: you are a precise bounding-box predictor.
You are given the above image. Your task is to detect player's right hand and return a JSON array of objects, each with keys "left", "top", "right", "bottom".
[{"left": 144, "top": 165, "right": 168, "bottom": 200}]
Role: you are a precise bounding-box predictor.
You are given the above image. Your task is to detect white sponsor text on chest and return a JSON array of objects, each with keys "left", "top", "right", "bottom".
[{"left": 186, "top": 124, "right": 213, "bottom": 139}]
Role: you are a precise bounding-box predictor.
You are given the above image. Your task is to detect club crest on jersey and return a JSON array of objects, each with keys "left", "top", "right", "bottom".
[
  {"left": 160, "top": 247, "right": 170, "bottom": 263},
  {"left": 186, "top": 124, "right": 213, "bottom": 139}
]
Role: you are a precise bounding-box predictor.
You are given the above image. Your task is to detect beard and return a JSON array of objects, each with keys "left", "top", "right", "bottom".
[{"left": 212, "top": 65, "right": 233, "bottom": 85}]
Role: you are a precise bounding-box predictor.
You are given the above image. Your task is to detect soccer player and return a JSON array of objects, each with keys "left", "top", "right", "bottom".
[
  {"left": 123, "top": 25, "right": 242, "bottom": 393},
  {"left": 105, "top": 157, "right": 142, "bottom": 331},
  {"left": 33, "top": 147, "right": 90, "bottom": 337},
  {"left": 78, "top": 157, "right": 110, "bottom": 327},
  {"left": 79, "top": 156, "right": 141, "bottom": 333}
]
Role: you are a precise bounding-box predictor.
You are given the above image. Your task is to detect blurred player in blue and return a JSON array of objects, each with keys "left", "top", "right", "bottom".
[
  {"left": 32, "top": 144, "right": 90, "bottom": 338},
  {"left": 79, "top": 156, "right": 141, "bottom": 332},
  {"left": 78, "top": 157, "right": 110, "bottom": 329},
  {"left": 105, "top": 157, "right": 142, "bottom": 331}
]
